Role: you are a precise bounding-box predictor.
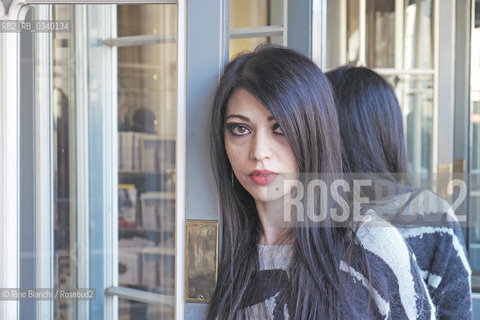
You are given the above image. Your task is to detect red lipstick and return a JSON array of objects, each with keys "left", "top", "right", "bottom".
[{"left": 248, "top": 170, "right": 278, "bottom": 186}]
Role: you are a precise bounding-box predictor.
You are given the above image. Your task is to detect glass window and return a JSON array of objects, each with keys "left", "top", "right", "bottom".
[
  {"left": 50, "top": 6, "right": 77, "bottom": 319},
  {"left": 470, "top": 0, "right": 480, "bottom": 287},
  {"left": 230, "top": 0, "right": 270, "bottom": 29},
  {"left": 347, "top": 0, "right": 361, "bottom": 65},
  {"left": 229, "top": 0, "right": 285, "bottom": 58},
  {"left": 118, "top": 297, "right": 174, "bottom": 319},
  {"left": 384, "top": 74, "right": 433, "bottom": 173},
  {"left": 327, "top": 0, "right": 434, "bottom": 69},
  {"left": 365, "top": 0, "right": 396, "bottom": 68},
  {"left": 32, "top": 4, "right": 178, "bottom": 319},
  {"left": 326, "top": 0, "right": 434, "bottom": 174},
  {"left": 402, "top": 0, "right": 434, "bottom": 69},
  {"left": 117, "top": 4, "right": 178, "bottom": 319}
]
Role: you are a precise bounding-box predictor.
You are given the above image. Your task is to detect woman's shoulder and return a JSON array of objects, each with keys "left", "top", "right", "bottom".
[
  {"left": 345, "top": 213, "right": 437, "bottom": 319},
  {"left": 389, "top": 189, "right": 458, "bottom": 220},
  {"left": 354, "top": 213, "right": 414, "bottom": 270}
]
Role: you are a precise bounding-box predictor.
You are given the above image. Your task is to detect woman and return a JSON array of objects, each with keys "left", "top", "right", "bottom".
[
  {"left": 326, "top": 65, "right": 472, "bottom": 319},
  {"left": 207, "top": 45, "right": 435, "bottom": 319}
]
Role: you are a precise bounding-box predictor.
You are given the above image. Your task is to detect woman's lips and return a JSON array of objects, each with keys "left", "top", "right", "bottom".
[{"left": 248, "top": 170, "right": 278, "bottom": 186}]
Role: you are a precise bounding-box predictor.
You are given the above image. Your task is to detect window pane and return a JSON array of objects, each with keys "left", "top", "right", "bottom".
[
  {"left": 117, "top": 5, "right": 177, "bottom": 320},
  {"left": 470, "top": 2, "right": 480, "bottom": 282},
  {"left": 117, "top": 5, "right": 176, "bottom": 37},
  {"left": 347, "top": 0, "right": 361, "bottom": 65},
  {"left": 230, "top": 38, "right": 268, "bottom": 57},
  {"left": 366, "top": 0, "right": 433, "bottom": 68},
  {"left": 119, "top": 297, "right": 174, "bottom": 320},
  {"left": 229, "top": 0, "right": 284, "bottom": 58},
  {"left": 51, "top": 6, "right": 76, "bottom": 319},
  {"left": 403, "top": 0, "right": 434, "bottom": 69},
  {"left": 365, "top": 0, "right": 396, "bottom": 68},
  {"left": 230, "top": 0, "right": 269, "bottom": 29},
  {"left": 326, "top": 0, "right": 358, "bottom": 68},
  {"left": 326, "top": 0, "right": 434, "bottom": 69},
  {"left": 384, "top": 74, "right": 433, "bottom": 174},
  {"left": 34, "top": 3, "right": 178, "bottom": 319}
]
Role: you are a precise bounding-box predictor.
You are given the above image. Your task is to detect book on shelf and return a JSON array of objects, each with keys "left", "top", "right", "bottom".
[
  {"left": 118, "top": 184, "right": 137, "bottom": 227},
  {"left": 140, "top": 192, "right": 175, "bottom": 231},
  {"left": 118, "top": 132, "right": 142, "bottom": 172},
  {"left": 140, "top": 135, "right": 175, "bottom": 173}
]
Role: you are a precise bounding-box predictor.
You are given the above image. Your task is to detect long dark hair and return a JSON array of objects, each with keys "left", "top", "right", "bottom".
[
  {"left": 208, "top": 45, "right": 373, "bottom": 319},
  {"left": 326, "top": 65, "right": 407, "bottom": 177},
  {"left": 326, "top": 65, "right": 417, "bottom": 220}
]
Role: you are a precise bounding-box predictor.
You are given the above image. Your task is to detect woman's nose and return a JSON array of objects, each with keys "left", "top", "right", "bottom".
[{"left": 249, "top": 131, "right": 273, "bottom": 161}]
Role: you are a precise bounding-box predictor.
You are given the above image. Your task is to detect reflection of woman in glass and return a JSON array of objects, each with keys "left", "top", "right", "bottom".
[
  {"left": 326, "top": 65, "right": 471, "bottom": 319},
  {"left": 207, "top": 45, "right": 434, "bottom": 319}
]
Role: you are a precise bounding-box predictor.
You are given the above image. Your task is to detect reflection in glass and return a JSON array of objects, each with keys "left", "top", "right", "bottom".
[
  {"left": 365, "top": 0, "right": 433, "bottom": 68},
  {"left": 403, "top": 0, "right": 434, "bottom": 69},
  {"left": 118, "top": 298, "right": 174, "bottom": 320},
  {"left": 325, "top": 0, "right": 435, "bottom": 177},
  {"left": 347, "top": 0, "right": 361, "bottom": 65},
  {"left": 230, "top": 38, "right": 267, "bottom": 58},
  {"left": 326, "top": 0, "right": 434, "bottom": 69},
  {"left": 472, "top": 103, "right": 480, "bottom": 247},
  {"left": 385, "top": 74, "right": 433, "bottom": 174},
  {"left": 51, "top": 5, "right": 76, "bottom": 320},
  {"left": 365, "top": 0, "right": 395, "bottom": 68},
  {"left": 32, "top": 3, "right": 178, "bottom": 319},
  {"left": 470, "top": 5, "right": 480, "bottom": 278},
  {"left": 230, "top": 0, "right": 269, "bottom": 29},
  {"left": 117, "top": 5, "right": 177, "bottom": 38},
  {"left": 117, "top": 5, "right": 177, "bottom": 320},
  {"left": 229, "top": 0, "right": 284, "bottom": 58}
]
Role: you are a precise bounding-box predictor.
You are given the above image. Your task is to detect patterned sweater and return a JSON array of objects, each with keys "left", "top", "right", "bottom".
[
  {"left": 239, "top": 220, "right": 437, "bottom": 320},
  {"left": 374, "top": 190, "right": 472, "bottom": 319}
]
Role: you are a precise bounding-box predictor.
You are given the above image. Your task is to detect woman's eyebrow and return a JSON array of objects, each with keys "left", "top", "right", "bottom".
[
  {"left": 225, "top": 114, "right": 250, "bottom": 122},
  {"left": 225, "top": 114, "right": 276, "bottom": 122}
]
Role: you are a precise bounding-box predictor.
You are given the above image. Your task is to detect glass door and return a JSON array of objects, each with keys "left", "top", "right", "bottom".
[
  {"left": 470, "top": 0, "right": 480, "bottom": 292},
  {"left": 113, "top": 4, "right": 178, "bottom": 320},
  {"left": 229, "top": 0, "right": 286, "bottom": 58},
  {"left": 27, "top": 2, "right": 183, "bottom": 319},
  {"left": 326, "top": 0, "right": 435, "bottom": 175}
]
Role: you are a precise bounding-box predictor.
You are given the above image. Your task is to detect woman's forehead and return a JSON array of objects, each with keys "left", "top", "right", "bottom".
[{"left": 225, "top": 88, "right": 274, "bottom": 120}]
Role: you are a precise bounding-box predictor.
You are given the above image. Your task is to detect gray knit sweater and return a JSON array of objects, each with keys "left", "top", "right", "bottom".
[
  {"left": 376, "top": 190, "right": 472, "bottom": 319},
  {"left": 239, "top": 219, "right": 437, "bottom": 319}
]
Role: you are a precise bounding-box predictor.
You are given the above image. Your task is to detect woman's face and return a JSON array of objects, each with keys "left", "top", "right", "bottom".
[{"left": 224, "top": 88, "right": 299, "bottom": 205}]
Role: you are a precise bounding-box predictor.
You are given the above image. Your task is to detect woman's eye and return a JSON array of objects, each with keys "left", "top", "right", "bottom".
[
  {"left": 234, "top": 126, "right": 249, "bottom": 135},
  {"left": 226, "top": 123, "right": 251, "bottom": 136},
  {"left": 273, "top": 123, "right": 284, "bottom": 135}
]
